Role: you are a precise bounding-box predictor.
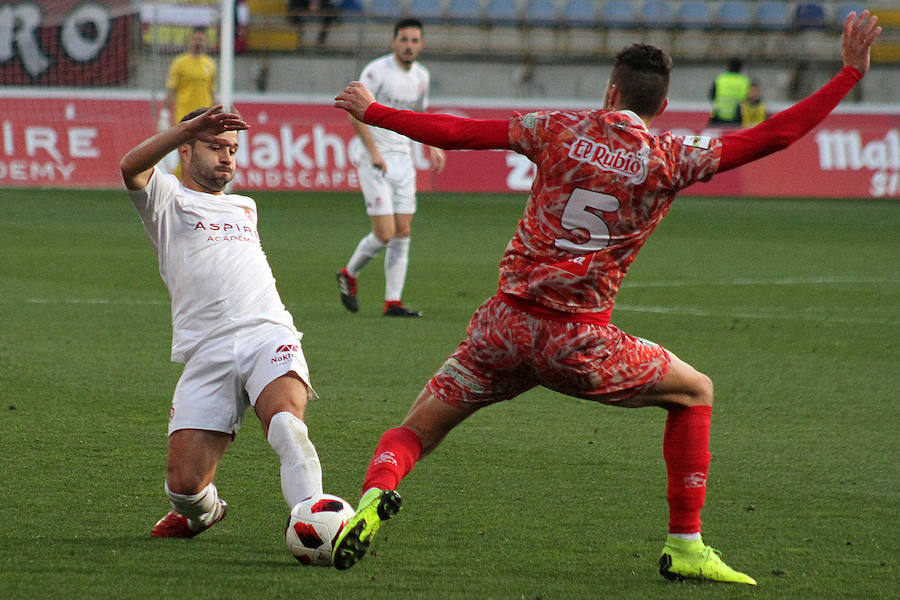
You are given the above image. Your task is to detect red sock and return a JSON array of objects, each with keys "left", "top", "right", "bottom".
[
  {"left": 663, "top": 405, "right": 712, "bottom": 534},
  {"left": 362, "top": 427, "right": 423, "bottom": 492}
]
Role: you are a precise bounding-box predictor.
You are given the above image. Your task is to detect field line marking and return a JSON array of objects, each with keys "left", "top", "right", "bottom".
[
  {"left": 614, "top": 304, "right": 897, "bottom": 325},
  {"left": 621, "top": 276, "right": 900, "bottom": 289},
  {"left": 23, "top": 297, "right": 168, "bottom": 306}
]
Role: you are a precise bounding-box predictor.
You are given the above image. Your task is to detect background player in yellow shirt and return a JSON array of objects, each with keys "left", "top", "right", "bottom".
[{"left": 163, "top": 26, "right": 217, "bottom": 127}]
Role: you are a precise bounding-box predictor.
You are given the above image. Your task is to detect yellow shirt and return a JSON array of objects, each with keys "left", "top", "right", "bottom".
[
  {"left": 166, "top": 53, "right": 216, "bottom": 121},
  {"left": 740, "top": 100, "right": 767, "bottom": 128}
]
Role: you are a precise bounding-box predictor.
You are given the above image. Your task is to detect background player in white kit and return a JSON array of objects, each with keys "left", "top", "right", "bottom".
[
  {"left": 120, "top": 106, "right": 324, "bottom": 539},
  {"left": 337, "top": 18, "right": 446, "bottom": 318}
]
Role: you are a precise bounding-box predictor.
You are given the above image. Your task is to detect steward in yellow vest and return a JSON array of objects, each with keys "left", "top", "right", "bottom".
[{"left": 709, "top": 58, "right": 750, "bottom": 126}]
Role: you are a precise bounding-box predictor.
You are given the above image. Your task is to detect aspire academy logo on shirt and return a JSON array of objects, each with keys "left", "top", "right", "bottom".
[
  {"left": 192, "top": 220, "right": 260, "bottom": 243},
  {"left": 568, "top": 137, "right": 649, "bottom": 184}
]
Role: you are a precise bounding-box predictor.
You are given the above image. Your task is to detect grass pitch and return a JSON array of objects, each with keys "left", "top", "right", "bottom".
[{"left": 0, "top": 188, "right": 897, "bottom": 599}]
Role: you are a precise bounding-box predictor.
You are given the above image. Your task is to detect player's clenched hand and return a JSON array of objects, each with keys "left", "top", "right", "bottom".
[
  {"left": 334, "top": 82, "right": 376, "bottom": 121},
  {"left": 185, "top": 105, "right": 249, "bottom": 144},
  {"left": 841, "top": 10, "right": 881, "bottom": 76}
]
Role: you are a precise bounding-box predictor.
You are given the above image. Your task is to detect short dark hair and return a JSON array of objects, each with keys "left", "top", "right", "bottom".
[
  {"left": 192, "top": 26, "right": 207, "bottom": 35},
  {"left": 393, "top": 18, "right": 423, "bottom": 37},
  {"left": 727, "top": 57, "right": 743, "bottom": 72},
  {"left": 610, "top": 44, "right": 672, "bottom": 117},
  {"left": 180, "top": 107, "right": 210, "bottom": 122}
]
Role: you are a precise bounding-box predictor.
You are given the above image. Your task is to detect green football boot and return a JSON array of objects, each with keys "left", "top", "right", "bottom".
[
  {"left": 659, "top": 536, "right": 757, "bottom": 585},
  {"left": 332, "top": 488, "right": 402, "bottom": 570}
]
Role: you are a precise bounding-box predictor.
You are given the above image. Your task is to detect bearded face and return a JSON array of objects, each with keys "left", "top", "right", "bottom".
[{"left": 182, "top": 132, "right": 238, "bottom": 193}]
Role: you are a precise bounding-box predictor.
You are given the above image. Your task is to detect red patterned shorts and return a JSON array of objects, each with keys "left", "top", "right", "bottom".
[{"left": 427, "top": 295, "right": 671, "bottom": 409}]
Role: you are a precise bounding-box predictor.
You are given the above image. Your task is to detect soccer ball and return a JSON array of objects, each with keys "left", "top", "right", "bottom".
[{"left": 285, "top": 493, "right": 355, "bottom": 566}]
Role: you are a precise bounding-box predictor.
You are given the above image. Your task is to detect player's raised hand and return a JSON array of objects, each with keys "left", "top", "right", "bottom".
[
  {"left": 841, "top": 10, "right": 881, "bottom": 76},
  {"left": 185, "top": 105, "right": 249, "bottom": 143},
  {"left": 334, "top": 82, "right": 376, "bottom": 121}
]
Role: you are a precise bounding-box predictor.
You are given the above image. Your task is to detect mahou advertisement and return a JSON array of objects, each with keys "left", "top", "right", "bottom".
[{"left": 0, "top": 92, "right": 899, "bottom": 199}]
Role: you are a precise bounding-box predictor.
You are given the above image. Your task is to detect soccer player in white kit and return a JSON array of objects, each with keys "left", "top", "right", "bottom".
[
  {"left": 120, "top": 106, "right": 324, "bottom": 539},
  {"left": 337, "top": 18, "right": 446, "bottom": 317}
]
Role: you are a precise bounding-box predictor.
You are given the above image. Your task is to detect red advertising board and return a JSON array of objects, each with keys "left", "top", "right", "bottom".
[
  {"left": 0, "top": 1, "right": 132, "bottom": 86},
  {"left": 1, "top": 92, "right": 899, "bottom": 199}
]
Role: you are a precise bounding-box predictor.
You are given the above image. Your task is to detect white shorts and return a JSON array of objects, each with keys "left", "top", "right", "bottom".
[
  {"left": 357, "top": 152, "right": 417, "bottom": 216},
  {"left": 168, "top": 322, "right": 316, "bottom": 436}
]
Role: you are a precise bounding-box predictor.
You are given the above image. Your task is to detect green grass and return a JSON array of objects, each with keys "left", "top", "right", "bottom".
[{"left": 0, "top": 189, "right": 897, "bottom": 599}]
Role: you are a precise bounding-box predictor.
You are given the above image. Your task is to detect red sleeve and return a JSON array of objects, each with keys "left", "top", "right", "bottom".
[
  {"left": 363, "top": 103, "right": 511, "bottom": 150},
  {"left": 718, "top": 66, "right": 862, "bottom": 173}
]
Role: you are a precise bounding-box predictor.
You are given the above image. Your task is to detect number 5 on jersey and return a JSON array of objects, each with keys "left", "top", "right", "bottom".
[{"left": 554, "top": 188, "right": 620, "bottom": 254}]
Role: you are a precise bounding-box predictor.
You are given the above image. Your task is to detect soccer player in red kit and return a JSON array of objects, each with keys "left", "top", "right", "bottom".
[{"left": 330, "top": 11, "right": 881, "bottom": 583}]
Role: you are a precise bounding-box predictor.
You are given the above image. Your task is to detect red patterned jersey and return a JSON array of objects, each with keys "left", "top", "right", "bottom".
[{"left": 502, "top": 109, "right": 721, "bottom": 314}]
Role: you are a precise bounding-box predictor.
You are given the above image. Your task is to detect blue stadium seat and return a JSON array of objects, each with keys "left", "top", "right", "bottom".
[
  {"left": 368, "top": 0, "right": 404, "bottom": 21},
  {"left": 561, "top": 0, "right": 595, "bottom": 28},
  {"left": 601, "top": 0, "right": 638, "bottom": 29},
  {"left": 795, "top": 3, "right": 827, "bottom": 30},
  {"left": 641, "top": 0, "right": 675, "bottom": 29},
  {"left": 716, "top": 1, "right": 754, "bottom": 31},
  {"left": 525, "top": 0, "right": 558, "bottom": 27},
  {"left": 409, "top": 0, "right": 445, "bottom": 24},
  {"left": 447, "top": 0, "right": 483, "bottom": 25},
  {"left": 834, "top": 2, "right": 864, "bottom": 29},
  {"left": 678, "top": 1, "right": 712, "bottom": 30},
  {"left": 484, "top": 0, "right": 520, "bottom": 26},
  {"left": 755, "top": 1, "right": 792, "bottom": 32}
]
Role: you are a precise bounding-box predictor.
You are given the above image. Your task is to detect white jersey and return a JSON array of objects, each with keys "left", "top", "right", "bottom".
[
  {"left": 359, "top": 53, "right": 430, "bottom": 156},
  {"left": 128, "top": 169, "right": 295, "bottom": 363}
]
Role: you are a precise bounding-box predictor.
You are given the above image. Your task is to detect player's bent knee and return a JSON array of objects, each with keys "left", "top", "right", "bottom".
[{"left": 690, "top": 372, "right": 714, "bottom": 407}]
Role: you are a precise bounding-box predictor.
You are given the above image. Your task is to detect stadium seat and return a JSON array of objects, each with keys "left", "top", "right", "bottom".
[
  {"left": 716, "top": 1, "right": 753, "bottom": 31},
  {"left": 833, "top": 3, "right": 864, "bottom": 29},
  {"left": 641, "top": 0, "right": 675, "bottom": 30},
  {"left": 484, "top": 0, "right": 520, "bottom": 26},
  {"left": 755, "top": 1, "right": 792, "bottom": 32},
  {"left": 368, "top": 0, "right": 404, "bottom": 21},
  {"left": 795, "top": 3, "right": 827, "bottom": 30},
  {"left": 525, "top": 0, "right": 558, "bottom": 27},
  {"left": 561, "top": 0, "right": 595, "bottom": 28},
  {"left": 409, "top": 0, "right": 445, "bottom": 24},
  {"left": 447, "top": 0, "right": 483, "bottom": 25},
  {"left": 601, "top": 0, "right": 638, "bottom": 29},
  {"left": 677, "top": 1, "right": 712, "bottom": 30}
]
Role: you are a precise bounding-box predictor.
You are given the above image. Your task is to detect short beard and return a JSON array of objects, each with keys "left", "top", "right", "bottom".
[{"left": 190, "top": 158, "right": 232, "bottom": 193}]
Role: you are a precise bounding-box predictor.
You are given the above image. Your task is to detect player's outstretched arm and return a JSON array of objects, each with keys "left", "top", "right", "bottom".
[
  {"left": 717, "top": 10, "right": 881, "bottom": 173},
  {"left": 334, "top": 82, "right": 510, "bottom": 151},
  {"left": 120, "top": 106, "right": 247, "bottom": 190}
]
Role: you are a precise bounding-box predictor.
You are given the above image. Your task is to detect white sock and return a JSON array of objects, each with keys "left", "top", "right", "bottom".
[
  {"left": 385, "top": 236, "right": 410, "bottom": 302},
  {"left": 165, "top": 481, "right": 224, "bottom": 528},
  {"left": 267, "top": 412, "right": 323, "bottom": 507},
  {"left": 669, "top": 532, "right": 702, "bottom": 541},
  {"left": 346, "top": 232, "right": 388, "bottom": 277}
]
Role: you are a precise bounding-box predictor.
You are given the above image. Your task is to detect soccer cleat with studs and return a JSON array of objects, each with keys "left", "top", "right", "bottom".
[
  {"left": 150, "top": 499, "right": 228, "bottom": 539},
  {"left": 658, "top": 536, "right": 757, "bottom": 585},
  {"left": 332, "top": 488, "right": 402, "bottom": 570},
  {"left": 336, "top": 269, "right": 359, "bottom": 313}
]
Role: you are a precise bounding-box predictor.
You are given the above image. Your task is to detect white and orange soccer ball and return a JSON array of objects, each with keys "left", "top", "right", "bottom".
[{"left": 285, "top": 493, "right": 355, "bottom": 566}]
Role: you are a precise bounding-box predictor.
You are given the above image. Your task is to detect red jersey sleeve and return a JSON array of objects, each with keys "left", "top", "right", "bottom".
[
  {"left": 718, "top": 66, "right": 862, "bottom": 172},
  {"left": 363, "top": 103, "right": 511, "bottom": 150}
]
